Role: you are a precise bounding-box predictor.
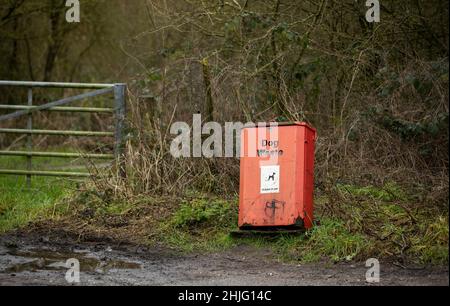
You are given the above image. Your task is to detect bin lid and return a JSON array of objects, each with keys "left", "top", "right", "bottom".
[{"left": 243, "top": 121, "right": 316, "bottom": 132}]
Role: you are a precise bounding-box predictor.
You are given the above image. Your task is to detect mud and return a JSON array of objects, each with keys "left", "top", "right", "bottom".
[{"left": 0, "top": 231, "right": 448, "bottom": 286}]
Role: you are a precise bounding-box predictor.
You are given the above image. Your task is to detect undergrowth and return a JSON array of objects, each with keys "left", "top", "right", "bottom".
[
  {"left": 157, "top": 195, "right": 238, "bottom": 252},
  {"left": 2, "top": 171, "right": 448, "bottom": 266},
  {"left": 144, "top": 182, "right": 448, "bottom": 265}
]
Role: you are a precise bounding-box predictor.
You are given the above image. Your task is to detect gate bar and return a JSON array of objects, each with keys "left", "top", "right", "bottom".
[
  {"left": 0, "top": 87, "right": 113, "bottom": 122},
  {"left": 26, "top": 87, "right": 32, "bottom": 187},
  {"left": 0, "top": 169, "right": 91, "bottom": 178},
  {"left": 0, "top": 128, "right": 114, "bottom": 137},
  {"left": 0, "top": 105, "right": 114, "bottom": 113},
  {"left": 0, "top": 81, "right": 115, "bottom": 89},
  {"left": 0, "top": 151, "right": 114, "bottom": 159}
]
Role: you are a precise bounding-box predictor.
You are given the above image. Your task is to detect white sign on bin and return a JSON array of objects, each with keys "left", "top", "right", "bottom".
[{"left": 260, "top": 165, "right": 280, "bottom": 194}]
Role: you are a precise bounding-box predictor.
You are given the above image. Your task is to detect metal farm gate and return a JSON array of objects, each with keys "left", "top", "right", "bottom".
[{"left": 0, "top": 81, "right": 126, "bottom": 186}]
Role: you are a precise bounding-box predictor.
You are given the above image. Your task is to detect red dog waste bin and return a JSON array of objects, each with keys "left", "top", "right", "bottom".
[{"left": 239, "top": 122, "right": 316, "bottom": 230}]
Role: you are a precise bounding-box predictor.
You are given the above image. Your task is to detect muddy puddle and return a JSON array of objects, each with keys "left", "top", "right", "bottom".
[{"left": 3, "top": 248, "right": 141, "bottom": 274}]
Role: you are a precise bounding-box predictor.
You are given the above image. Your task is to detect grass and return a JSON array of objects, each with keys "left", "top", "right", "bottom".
[
  {"left": 156, "top": 196, "right": 239, "bottom": 252},
  {"left": 143, "top": 193, "right": 372, "bottom": 263},
  {"left": 337, "top": 182, "right": 409, "bottom": 202},
  {"left": 0, "top": 175, "right": 73, "bottom": 233},
  {"left": 325, "top": 183, "right": 449, "bottom": 265},
  {"left": 0, "top": 155, "right": 79, "bottom": 233},
  {"left": 274, "top": 218, "right": 371, "bottom": 263},
  {"left": 154, "top": 204, "right": 371, "bottom": 263},
  {"left": 144, "top": 183, "right": 448, "bottom": 265},
  {"left": 0, "top": 156, "right": 447, "bottom": 266}
]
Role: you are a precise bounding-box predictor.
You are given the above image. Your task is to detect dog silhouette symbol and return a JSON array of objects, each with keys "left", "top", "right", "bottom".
[{"left": 267, "top": 173, "right": 276, "bottom": 181}]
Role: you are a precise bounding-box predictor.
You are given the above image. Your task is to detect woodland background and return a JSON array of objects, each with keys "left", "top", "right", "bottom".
[{"left": 0, "top": 0, "right": 448, "bottom": 262}]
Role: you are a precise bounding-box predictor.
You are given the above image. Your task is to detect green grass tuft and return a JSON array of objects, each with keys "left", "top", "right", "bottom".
[
  {"left": 171, "top": 197, "right": 237, "bottom": 228},
  {"left": 337, "top": 182, "right": 408, "bottom": 202},
  {"left": 0, "top": 155, "right": 79, "bottom": 233},
  {"left": 244, "top": 218, "right": 373, "bottom": 263},
  {"left": 294, "top": 218, "right": 372, "bottom": 262},
  {"left": 0, "top": 175, "right": 72, "bottom": 233},
  {"left": 156, "top": 196, "right": 238, "bottom": 252}
]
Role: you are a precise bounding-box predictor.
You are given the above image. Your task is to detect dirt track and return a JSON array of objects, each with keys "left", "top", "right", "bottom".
[{"left": 0, "top": 231, "right": 448, "bottom": 286}]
